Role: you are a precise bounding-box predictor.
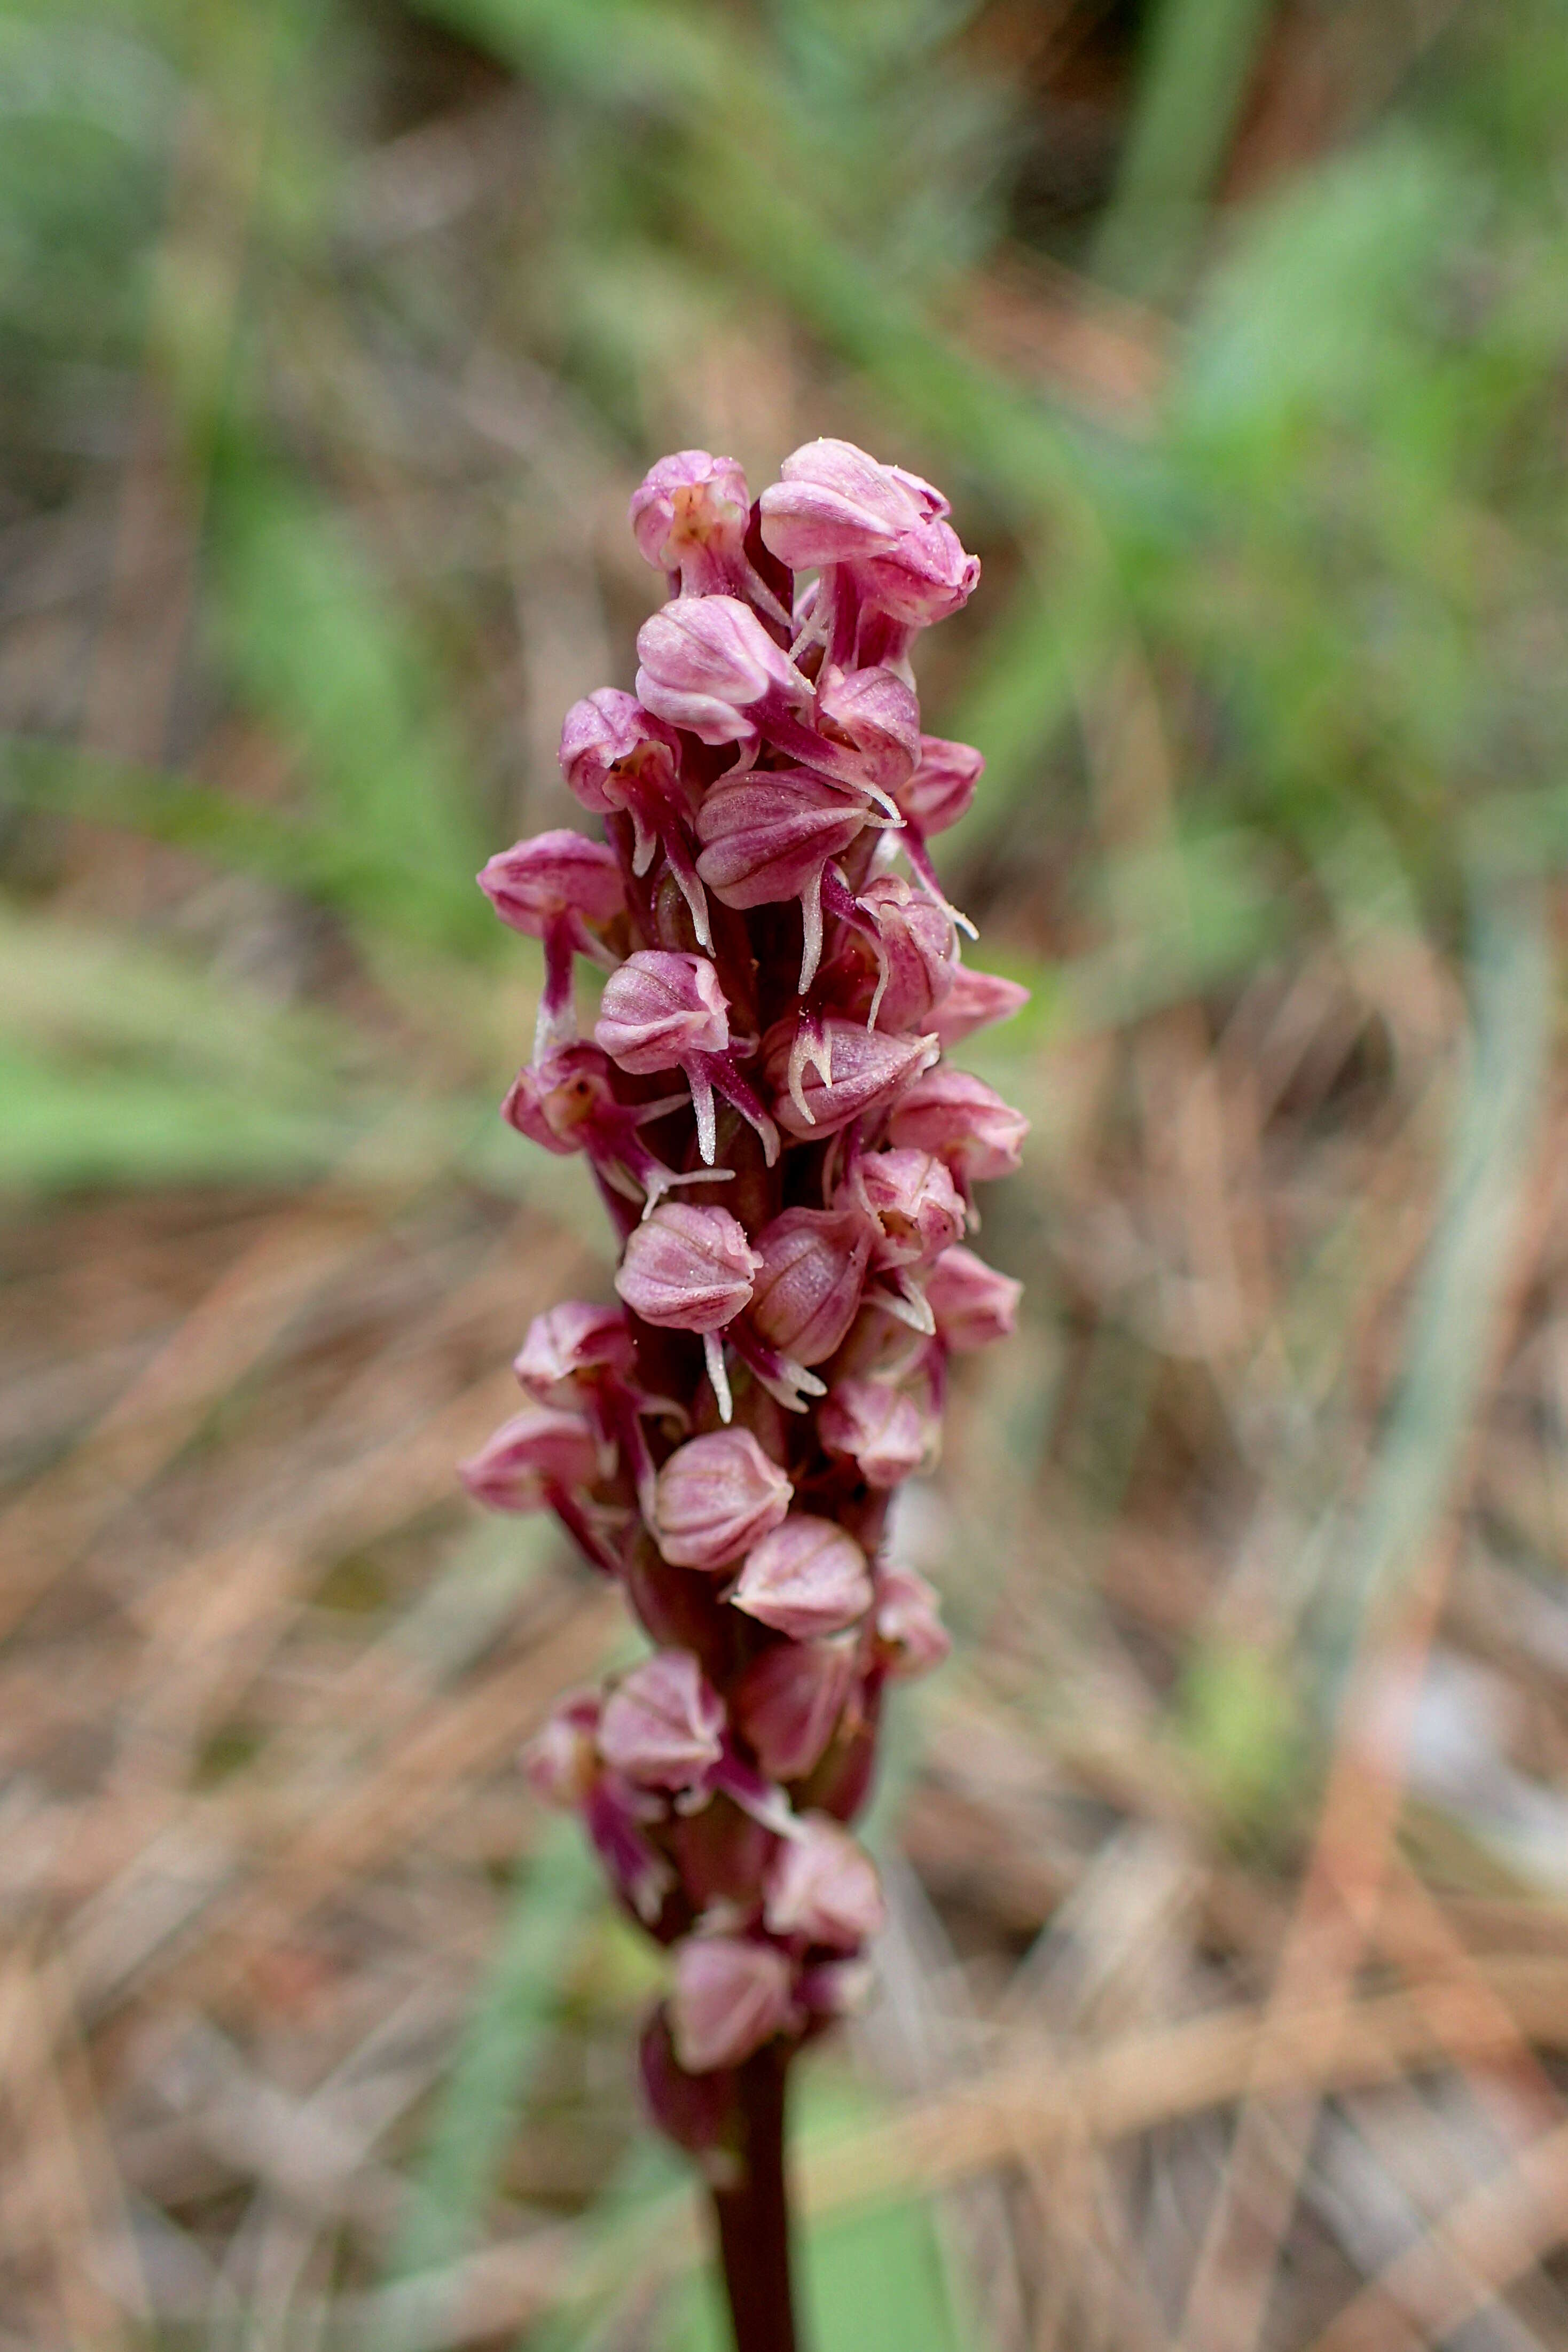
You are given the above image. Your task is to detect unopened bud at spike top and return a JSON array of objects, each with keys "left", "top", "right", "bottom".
[
  {"left": 653, "top": 1427, "right": 793, "bottom": 1570},
  {"left": 758, "top": 438, "right": 934, "bottom": 570}
]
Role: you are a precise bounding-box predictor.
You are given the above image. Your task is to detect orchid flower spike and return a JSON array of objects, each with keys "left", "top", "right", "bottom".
[{"left": 465, "top": 436, "right": 1023, "bottom": 2246}]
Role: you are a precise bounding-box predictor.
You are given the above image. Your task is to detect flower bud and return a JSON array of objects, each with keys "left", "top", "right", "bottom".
[
  {"left": 514, "top": 1301, "right": 634, "bottom": 1403},
  {"left": 616, "top": 1204, "right": 759, "bottom": 1334},
  {"left": 670, "top": 1935, "right": 798, "bottom": 2073},
  {"left": 458, "top": 1405, "right": 601, "bottom": 1511},
  {"left": 928, "top": 963, "right": 1030, "bottom": 1047},
  {"left": 897, "top": 735, "right": 984, "bottom": 836},
  {"left": 758, "top": 438, "right": 930, "bottom": 570},
  {"left": 596, "top": 951, "right": 730, "bottom": 1072},
  {"left": 765, "top": 1018, "right": 939, "bottom": 1137},
  {"left": 875, "top": 1562, "right": 952, "bottom": 1677},
  {"left": 889, "top": 1067, "right": 1029, "bottom": 1190},
  {"left": 819, "top": 1378, "right": 933, "bottom": 1488},
  {"left": 635, "top": 594, "right": 812, "bottom": 749},
  {"left": 653, "top": 1428, "right": 793, "bottom": 1570},
  {"left": 696, "top": 767, "right": 872, "bottom": 991},
  {"left": 522, "top": 1691, "right": 601, "bottom": 1808},
  {"left": 849, "top": 1147, "right": 964, "bottom": 1271},
  {"left": 477, "top": 829, "right": 625, "bottom": 937},
  {"left": 814, "top": 664, "right": 920, "bottom": 794},
  {"left": 631, "top": 449, "right": 751, "bottom": 580},
  {"left": 748, "top": 1207, "right": 873, "bottom": 1366},
  {"left": 925, "top": 1244, "right": 1022, "bottom": 1350},
  {"left": 597, "top": 1650, "right": 725, "bottom": 1790},
  {"left": 764, "top": 1815, "right": 885, "bottom": 1951},
  {"left": 731, "top": 1517, "right": 874, "bottom": 1641},
  {"left": 731, "top": 1637, "right": 859, "bottom": 1782}
]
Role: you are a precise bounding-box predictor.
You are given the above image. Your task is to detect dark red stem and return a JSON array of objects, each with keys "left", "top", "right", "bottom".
[{"left": 711, "top": 2043, "right": 801, "bottom": 2352}]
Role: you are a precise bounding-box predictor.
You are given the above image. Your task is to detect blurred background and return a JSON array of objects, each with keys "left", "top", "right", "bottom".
[{"left": 7, "top": 0, "right": 1568, "bottom": 2344}]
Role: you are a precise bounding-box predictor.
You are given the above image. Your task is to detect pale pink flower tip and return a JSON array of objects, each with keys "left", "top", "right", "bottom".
[
  {"left": 597, "top": 1650, "right": 725, "bottom": 1790},
  {"left": 523, "top": 1692, "right": 601, "bottom": 1809},
  {"left": 819, "top": 1377, "right": 933, "bottom": 1489},
  {"left": 458, "top": 1405, "right": 601, "bottom": 1512},
  {"left": 875, "top": 1562, "right": 952, "bottom": 1679},
  {"left": 764, "top": 1815, "right": 885, "bottom": 1951},
  {"left": 513, "top": 1300, "right": 632, "bottom": 1402},
  {"left": 653, "top": 1426, "right": 793, "bottom": 1570},
  {"left": 670, "top": 1936, "right": 798, "bottom": 2073},
  {"left": 730, "top": 1516, "right": 874, "bottom": 1641},
  {"left": 924, "top": 1244, "right": 1023, "bottom": 1351}
]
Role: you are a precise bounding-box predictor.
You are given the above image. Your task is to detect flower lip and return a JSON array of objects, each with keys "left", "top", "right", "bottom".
[
  {"left": 729, "top": 1516, "right": 874, "bottom": 1641},
  {"left": 652, "top": 1426, "right": 793, "bottom": 1570}
]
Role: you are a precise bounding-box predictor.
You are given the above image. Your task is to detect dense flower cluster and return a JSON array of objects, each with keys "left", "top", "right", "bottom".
[{"left": 462, "top": 440, "right": 1025, "bottom": 2159}]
